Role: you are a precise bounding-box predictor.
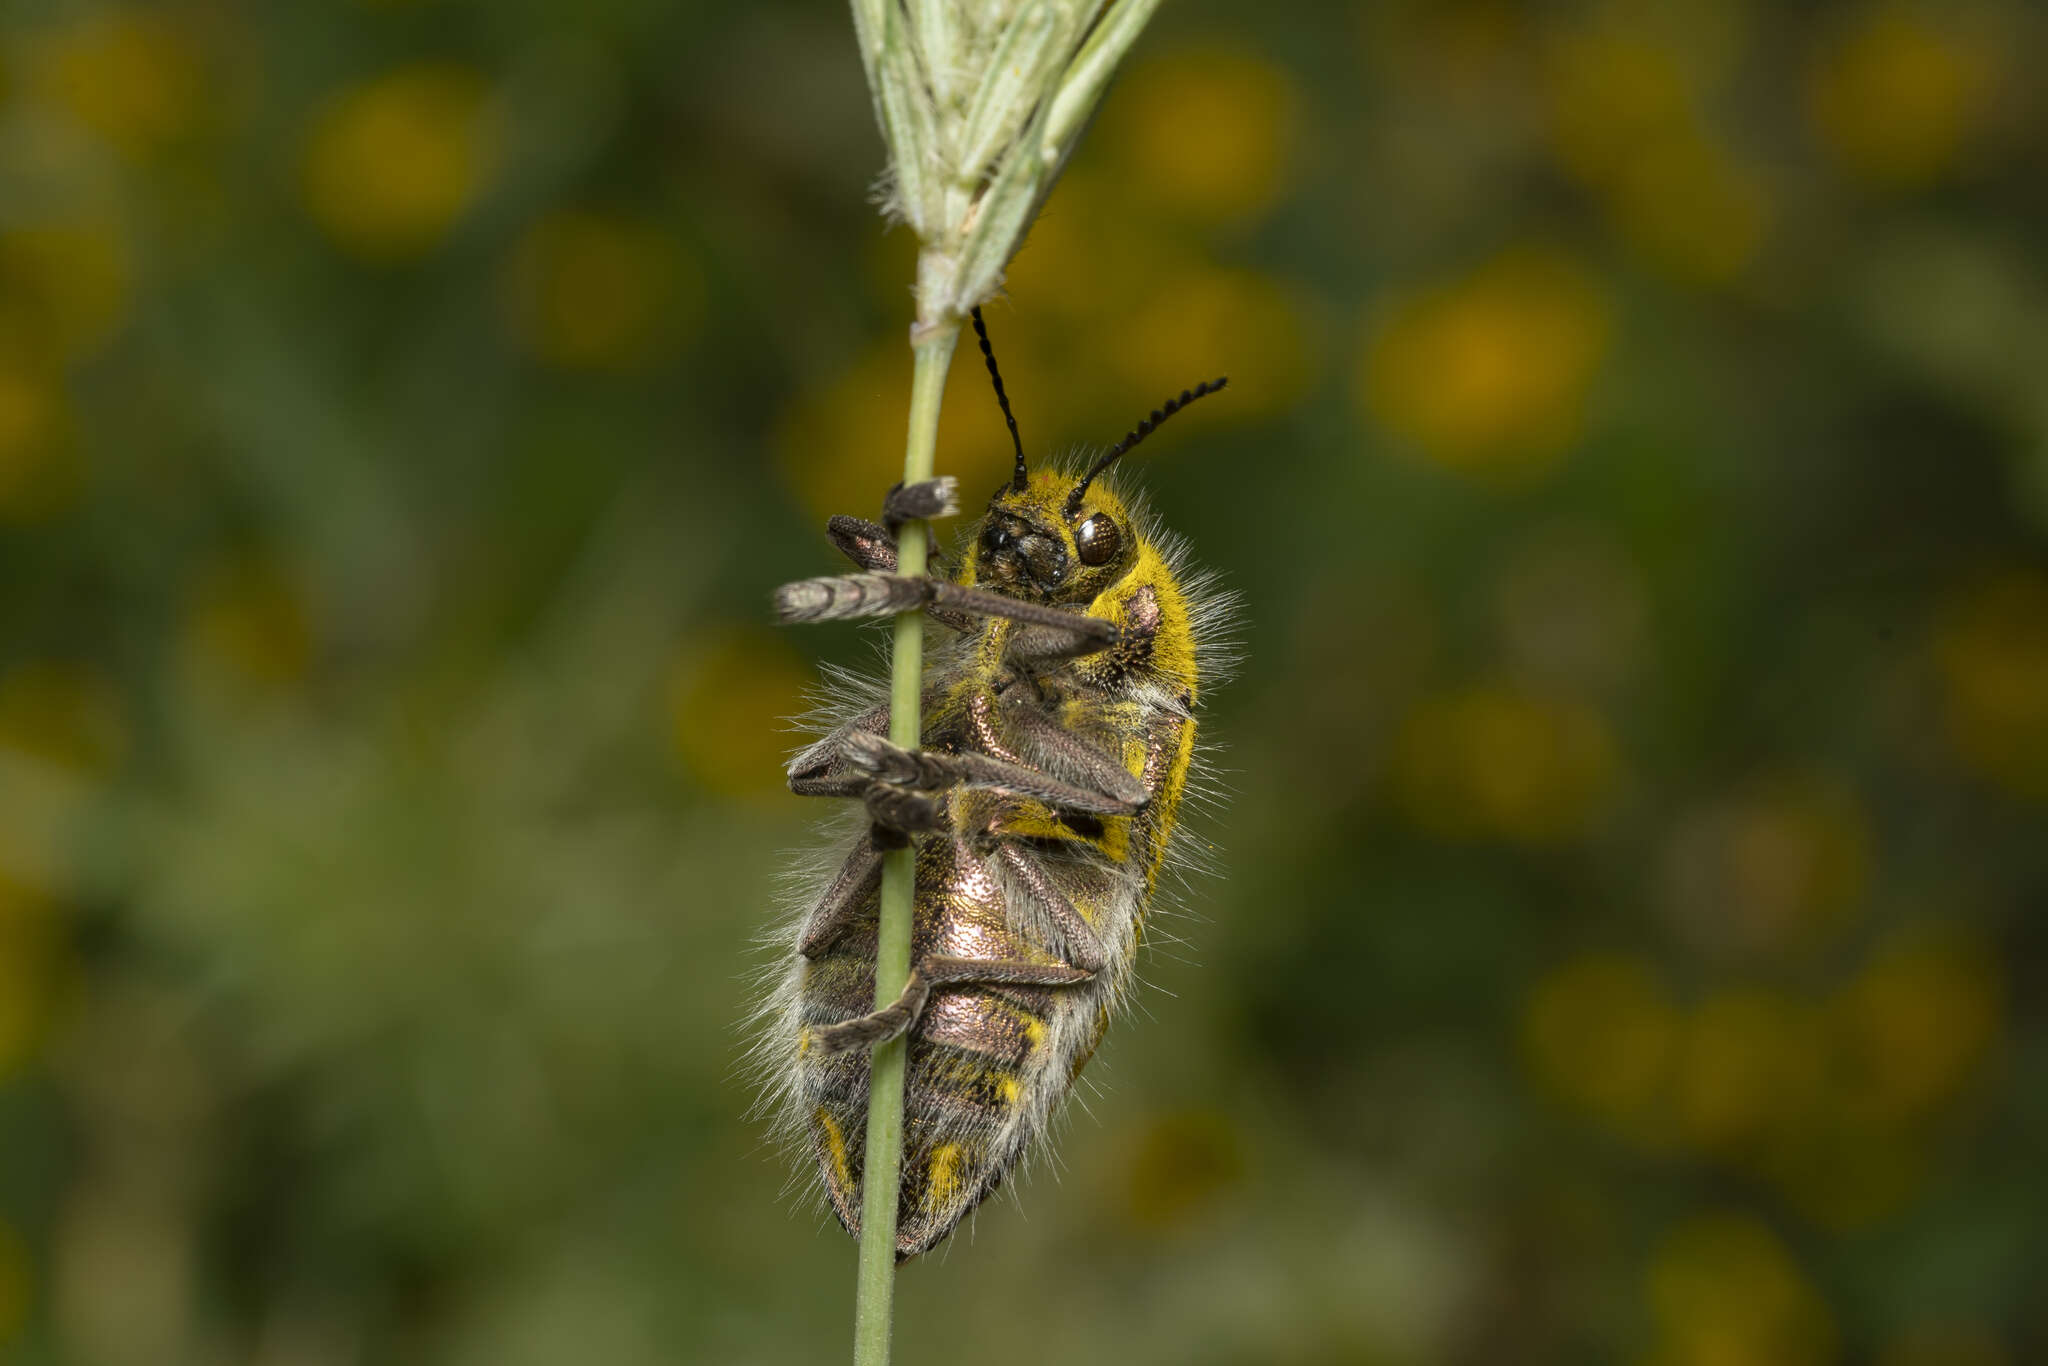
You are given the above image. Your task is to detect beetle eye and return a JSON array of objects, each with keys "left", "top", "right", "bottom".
[{"left": 1074, "top": 512, "right": 1122, "bottom": 566}]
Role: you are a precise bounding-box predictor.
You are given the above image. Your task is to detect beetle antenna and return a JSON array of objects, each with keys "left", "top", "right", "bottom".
[
  {"left": 971, "top": 307, "right": 1028, "bottom": 494},
  {"left": 1065, "top": 377, "right": 1227, "bottom": 517}
]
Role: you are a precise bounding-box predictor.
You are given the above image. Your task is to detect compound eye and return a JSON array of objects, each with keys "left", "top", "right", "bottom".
[{"left": 1074, "top": 512, "right": 1122, "bottom": 566}]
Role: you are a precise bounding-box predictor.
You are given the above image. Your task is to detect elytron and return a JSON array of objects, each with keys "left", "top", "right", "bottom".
[{"left": 761, "top": 308, "right": 1229, "bottom": 1258}]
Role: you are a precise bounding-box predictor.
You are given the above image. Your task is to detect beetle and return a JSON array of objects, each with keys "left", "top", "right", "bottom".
[{"left": 762, "top": 307, "right": 1230, "bottom": 1257}]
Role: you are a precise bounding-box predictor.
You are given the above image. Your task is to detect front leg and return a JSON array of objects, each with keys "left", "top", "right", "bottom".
[
  {"left": 775, "top": 573, "right": 1120, "bottom": 650},
  {"left": 825, "top": 478, "right": 959, "bottom": 571}
]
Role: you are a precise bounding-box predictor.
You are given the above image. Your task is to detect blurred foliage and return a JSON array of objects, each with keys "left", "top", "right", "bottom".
[{"left": 1, "top": 0, "right": 2046, "bottom": 1363}]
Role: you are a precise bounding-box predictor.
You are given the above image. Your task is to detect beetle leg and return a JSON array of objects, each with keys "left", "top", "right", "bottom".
[
  {"left": 775, "top": 573, "right": 1119, "bottom": 646},
  {"left": 820, "top": 517, "right": 974, "bottom": 630},
  {"left": 826, "top": 515, "right": 896, "bottom": 570},
  {"left": 787, "top": 702, "right": 892, "bottom": 797},
  {"left": 811, "top": 953, "right": 1093, "bottom": 1055},
  {"left": 881, "top": 476, "right": 958, "bottom": 536},
  {"left": 796, "top": 834, "right": 882, "bottom": 959},
  {"left": 994, "top": 702, "right": 1149, "bottom": 812},
  {"left": 862, "top": 782, "right": 947, "bottom": 844},
  {"left": 993, "top": 843, "right": 1107, "bottom": 974},
  {"left": 841, "top": 732, "right": 1144, "bottom": 816}
]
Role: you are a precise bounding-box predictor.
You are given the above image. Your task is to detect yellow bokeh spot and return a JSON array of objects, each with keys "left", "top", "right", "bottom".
[
  {"left": 668, "top": 628, "right": 812, "bottom": 800},
  {"left": 0, "top": 220, "right": 134, "bottom": 365},
  {"left": 1117, "top": 267, "right": 1312, "bottom": 421},
  {"left": 998, "top": 168, "right": 1175, "bottom": 328},
  {"left": 1645, "top": 1214, "right": 1836, "bottom": 1366},
  {"left": 0, "top": 661, "right": 126, "bottom": 777},
  {"left": 1835, "top": 928, "right": 1999, "bottom": 1124},
  {"left": 1522, "top": 954, "right": 1676, "bottom": 1134},
  {"left": 0, "top": 1218, "right": 28, "bottom": 1344},
  {"left": 0, "top": 364, "right": 82, "bottom": 523},
  {"left": 1362, "top": 249, "right": 1611, "bottom": 482},
  {"left": 180, "top": 556, "right": 315, "bottom": 697},
  {"left": 1545, "top": 29, "right": 1770, "bottom": 285},
  {"left": 1660, "top": 774, "right": 1871, "bottom": 960},
  {"left": 1546, "top": 31, "right": 1697, "bottom": 186},
  {"left": 1809, "top": 7, "right": 1995, "bottom": 189},
  {"left": 1606, "top": 128, "right": 1769, "bottom": 286},
  {"left": 1934, "top": 571, "right": 2048, "bottom": 799},
  {"left": 0, "top": 872, "right": 61, "bottom": 1081},
  {"left": 1110, "top": 46, "right": 1297, "bottom": 227},
  {"left": 1392, "top": 684, "right": 1619, "bottom": 844},
  {"left": 504, "top": 209, "right": 701, "bottom": 372},
  {"left": 1673, "top": 988, "right": 1802, "bottom": 1154},
  {"left": 775, "top": 339, "right": 1027, "bottom": 532},
  {"left": 42, "top": 11, "right": 204, "bottom": 158},
  {"left": 302, "top": 65, "right": 495, "bottom": 261}
]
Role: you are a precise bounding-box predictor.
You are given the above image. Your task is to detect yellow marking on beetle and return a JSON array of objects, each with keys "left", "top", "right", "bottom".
[
  {"left": 927, "top": 1142, "right": 966, "bottom": 1209},
  {"left": 816, "top": 1106, "right": 854, "bottom": 1192},
  {"left": 1144, "top": 718, "right": 1199, "bottom": 896},
  {"left": 797, "top": 1026, "right": 813, "bottom": 1057},
  {"left": 978, "top": 993, "right": 1049, "bottom": 1050},
  {"left": 1124, "top": 537, "right": 1200, "bottom": 697}
]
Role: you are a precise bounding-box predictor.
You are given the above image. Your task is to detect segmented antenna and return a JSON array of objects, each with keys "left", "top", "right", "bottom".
[
  {"left": 1065, "top": 377, "right": 1229, "bottom": 517},
  {"left": 971, "top": 307, "right": 1028, "bottom": 494}
]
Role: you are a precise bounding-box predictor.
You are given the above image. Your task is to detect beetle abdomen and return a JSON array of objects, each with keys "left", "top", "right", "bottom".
[{"left": 795, "top": 831, "right": 1088, "bottom": 1257}]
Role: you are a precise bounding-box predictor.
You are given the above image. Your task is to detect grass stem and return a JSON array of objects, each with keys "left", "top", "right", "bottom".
[{"left": 851, "top": 314, "right": 961, "bottom": 1366}]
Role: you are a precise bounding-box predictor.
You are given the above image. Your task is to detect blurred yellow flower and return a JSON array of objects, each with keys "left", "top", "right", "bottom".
[
  {"left": 1808, "top": 7, "right": 1996, "bottom": 189},
  {"left": 776, "top": 339, "right": 1024, "bottom": 531},
  {"left": 1522, "top": 953, "right": 1675, "bottom": 1136},
  {"left": 504, "top": 209, "right": 702, "bottom": 372},
  {"left": 1117, "top": 267, "right": 1313, "bottom": 421},
  {"left": 0, "top": 1217, "right": 27, "bottom": 1345},
  {"left": 1659, "top": 774, "right": 1870, "bottom": 961},
  {"left": 1392, "top": 684, "right": 1620, "bottom": 844},
  {"left": 180, "top": 556, "right": 315, "bottom": 697},
  {"left": 1606, "top": 127, "right": 1769, "bottom": 286},
  {"left": 1834, "top": 928, "right": 1999, "bottom": 1125},
  {"left": 667, "top": 628, "right": 812, "bottom": 801},
  {"left": 0, "top": 364, "right": 82, "bottom": 523},
  {"left": 0, "top": 872, "right": 63, "bottom": 1082},
  {"left": 0, "top": 661, "right": 127, "bottom": 777},
  {"left": 41, "top": 11, "right": 204, "bottom": 159},
  {"left": 1672, "top": 987, "right": 1803, "bottom": 1155},
  {"left": 1546, "top": 31, "right": 1696, "bottom": 186},
  {"left": 1646, "top": 1213, "right": 1836, "bottom": 1366},
  {"left": 1933, "top": 571, "right": 2048, "bottom": 799},
  {"left": 997, "top": 168, "right": 1166, "bottom": 328},
  {"left": 1362, "top": 249, "right": 1610, "bottom": 482},
  {"left": 0, "top": 220, "right": 134, "bottom": 365},
  {"left": 302, "top": 65, "right": 495, "bottom": 261},
  {"left": 1109, "top": 46, "right": 1297, "bottom": 228},
  {"left": 1544, "top": 29, "right": 1769, "bottom": 285}
]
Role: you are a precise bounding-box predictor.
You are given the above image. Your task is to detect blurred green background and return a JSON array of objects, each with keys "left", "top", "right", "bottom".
[{"left": 3, "top": 0, "right": 2046, "bottom": 1362}]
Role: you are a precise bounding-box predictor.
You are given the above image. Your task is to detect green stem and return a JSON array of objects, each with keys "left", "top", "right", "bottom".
[{"left": 852, "top": 315, "right": 961, "bottom": 1366}]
